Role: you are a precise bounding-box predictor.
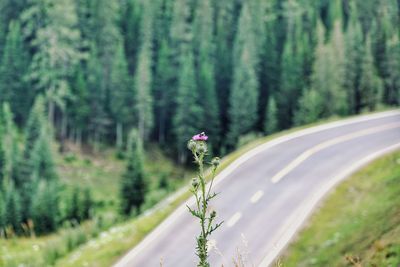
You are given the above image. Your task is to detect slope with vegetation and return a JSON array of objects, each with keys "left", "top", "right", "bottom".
[{"left": 283, "top": 150, "right": 400, "bottom": 267}]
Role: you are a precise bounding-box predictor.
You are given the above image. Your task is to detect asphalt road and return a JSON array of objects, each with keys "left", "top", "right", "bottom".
[{"left": 114, "top": 111, "right": 400, "bottom": 267}]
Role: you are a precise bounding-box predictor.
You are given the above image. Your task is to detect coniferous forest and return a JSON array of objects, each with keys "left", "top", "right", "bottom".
[{"left": 0, "top": 0, "right": 399, "bottom": 253}]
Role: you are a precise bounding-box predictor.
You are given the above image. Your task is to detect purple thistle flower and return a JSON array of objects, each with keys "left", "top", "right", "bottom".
[{"left": 192, "top": 132, "right": 208, "bottom": 141}]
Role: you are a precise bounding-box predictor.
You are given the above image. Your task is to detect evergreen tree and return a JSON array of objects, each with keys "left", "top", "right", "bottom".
[
  {"left": 120, "top": 129, "right": 147, "bottom": 215},
  {"left": 383, "top": 34, "right": 400, "bottom": 105},
  {"left": 153, "top": 40, "right": 173, "bottom": 144},
  {"left": 135, "top": 1, "right": 154, "bottom": 141},
  {"left": 68, "top": 66, "right": 90, "bottom": 146},
  {"left": 294, "top": 88, "right": 323, "bottom": 125},
  {"left": 0, "top": 21, "right": 30, "bottom": 125},
  {"left": 110, "top": 41, "right": 132, "bottom": 149},
  {"left": 4, "top": 183, "right": 21, "bottom": 234},
  {"left": 227, "top": 2, "right": 259, "bottom": 147},
  {"left": 344, "top": 4, "right": 364, "bottom": 114},
  {"left": 67, "top": 187, "right": 80, "bottom": 222},
  {"left": 173, "top": 51, "right": 203, "bottom": 162},
  {"left": 80, "top": 187, "right": 92, "bottom": 220},
  {"left": 1, "top": 103, "right": 19, "bottom": 183},
  {"left": 277, "top": 14, "right": 305, "bottom": 129},
  {"left": 310, "top": 20, "right": 347, "bottom": 118},
  {"left": 0, "top": 191, "right": 5, "bottom": 234},
  {"left": 0, "top": 124, "right": 5, "bottom": 187},
  {"left": 22, "top": 0, "right": 82, "bottom": 124},
  {"left": 264, "top": 97, "right": 278, "bottom": 135},
  {"left": 30, "top": 130, "right": 58, "bottom": 182},
  {"left": 359, "top": 36, "right": 383, "bottom": 111},
  {"left": 193, "top": 0, "right": 220, "bottom": 150},
  {"left": 31, "top": 181, "right": 59, "bottom": 234}
]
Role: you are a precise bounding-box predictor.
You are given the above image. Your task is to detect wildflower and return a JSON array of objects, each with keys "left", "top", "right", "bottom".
[
  {"left": 192, "top": 132, "right": 208, "bottom": 141},
  {"left": 211, "top": 157, "right": 220, "bottom": 168}
]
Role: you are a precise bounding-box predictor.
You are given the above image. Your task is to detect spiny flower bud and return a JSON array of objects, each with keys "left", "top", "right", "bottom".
[
  {"left": 196, "top": 141, "right": 208, "bottom": 154},
  {"left": 210, "top": 210, "right": 217, "bottom": 219},
  {"left": 192, "top": 177, "right": 199, "bottom": 189},
  {"left": 187, "top": 139, "right": 196, "bottom": 151},
  {"left": 211, "top": 157, "right": 220, "bottom": 167}
]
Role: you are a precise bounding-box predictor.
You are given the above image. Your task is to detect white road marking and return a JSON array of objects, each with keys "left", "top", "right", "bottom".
[
  {"left": 113, "top": 111, "right": 400, "bottom": 267},
  {"left": 227, "top": 212, "right": 242, "bottom": 227},
  {"left": 258, "top": 142, "right": 400, "bottom": 267},
  {"left": 250, "top": 190, "right": 264, "bottom": 203},
  {"left": 271, "top": 122, "right": 400, "bottom": 183}
]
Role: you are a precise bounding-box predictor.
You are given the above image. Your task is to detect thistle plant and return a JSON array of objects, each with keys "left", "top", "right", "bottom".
[{"left": 187, "top": 132, "right": 223, "bottom": 267}]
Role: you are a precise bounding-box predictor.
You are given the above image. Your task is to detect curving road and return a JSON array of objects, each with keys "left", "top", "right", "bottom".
[{"left": 114, "top": 111, "right": 400, "bottom": 267}]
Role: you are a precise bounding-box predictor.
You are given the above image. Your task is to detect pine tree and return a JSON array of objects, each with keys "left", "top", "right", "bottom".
[
  {"left": 30, "top": 130, "right": 58, "bottom": 182},
  {"left": 0, "top": 124, "right": 5, "bottom": 187},
  {"left": 68, "top": 66, "right": 90, "bottom": 146},
  {"left": 173, "top": 51, "right": 203, "bottom": 162},
  {"left": 359, "top": 36, "right": 383, "bottom": 111},
  {"left": 0, "top": 191, "right": 5, "bottom": 234},
  {"left": 135, "top": 1, "right": 154, "bottom": 141},
  {"left": 294, "top": 88, "right": 323, "bottom": 125},
  {"left": 4, "top": 182, "right": 21, "bottom": 234},
  {"left": 22, "top": 0, "right": 82, "bottom": 124},
  {"left": 110, "top": 41, "right": 132, "bottom": 149},
  {"left": 120, "top": 129, "right": 147, "bottom": 215},
  {"left": 277, "top": 14, "right": 305, "bottom": 129},
  {"left": 153, "top": 40, "right": 173, "bottom": 144},
  {"left": 80, "top": 187, "right": 92, "bottom": 220},
  {"left": 344, "top": 4, "right": 364, "bottom": 114},
  {"left": 227, "top": 2, "right": 259, "bottom": 147},
  {"left": 264, "top": 97, "right": 278, "bottom": 135},
  {"left": 193, "top": 0, "right": 220, "bottom": 151},
  {"left": 310, "top": 20, "right": 347, "bottom": 118},
  {"left": 0, "top": 21, "right": 30, "bottom": 125},
  {"left": 67, "top": 187, "right": 80, "bottom": 222},
  {"left": 1, "top": 103, "right": 19, "bottom": 184},
  {"left": 31, "top": 181, "right": 59, "bottom": 234},
  {"left": 383, "top": 34, "right": 400, "bottom": 105}
]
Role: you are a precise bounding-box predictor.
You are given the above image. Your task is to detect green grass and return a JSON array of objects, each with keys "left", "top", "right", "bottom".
[{"left": 282, "top": 150, "right": 400, "bottom": 267}]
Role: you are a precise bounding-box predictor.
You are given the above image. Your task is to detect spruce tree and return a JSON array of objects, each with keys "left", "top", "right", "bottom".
[
  {"left": 310, "top": 20, "right": 347, "bottom": 118},
  {"left": 383, "top": 34, "right": 400, "bottom": 105},
  {"left": 227, "top": 2, "right": 259, "bottom": 147},
  {"left": 31, "top": 181, "right": 59, "bottom": 234},
  {"left": 0, "top": 124, "right": 5, "bottom": 187},
  {"left": 359, "top": 36, "right": 383, "bottom": 111},
  {"left": 294, "top": 89, "right": 323, "bottom": 125},
  {"left": 193, "top": 0, "right": 220, "bottom": 151},
  {"left": 277, "top": 15, "right": 305, "bottom": 129},
  {"left": 0, "top": 21, "right": 30, "bottom": 125},
  {"left": 135, "top": 1, "right": 154, "bottom": 141},
  {"left": 80, "top": 187, "right": 92, "bottom": 220},
  {"left": 1, "top": 103, "right": 19, "bottom": 184},
  {"left": 173, "top": 51, "right": 203, "bottom": 162},
  {"left": 120, "top": 129, "right": 147, "bottom": 215},
  {"left": 264, "top": 97, "right": 278, "bottom": 135},
  {"left": 22, "top": 0, "right": 82, "bottom": 123},
  {"left": 110, "top": 41, "right": 132, "bottom": 149},
  {"left": 4, "top": 182, "right": 21, "bottom": 234},
  {"left": 0, "top": 191, "right": 5, "bottom": 234},
  {"left": 344, "top": 5, "right": 364, "bottom": 114}
]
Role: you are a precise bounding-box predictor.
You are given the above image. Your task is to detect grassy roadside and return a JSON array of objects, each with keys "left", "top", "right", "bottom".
[{"left": 282, "top": 150, "right": 400, "bottom": 267}]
